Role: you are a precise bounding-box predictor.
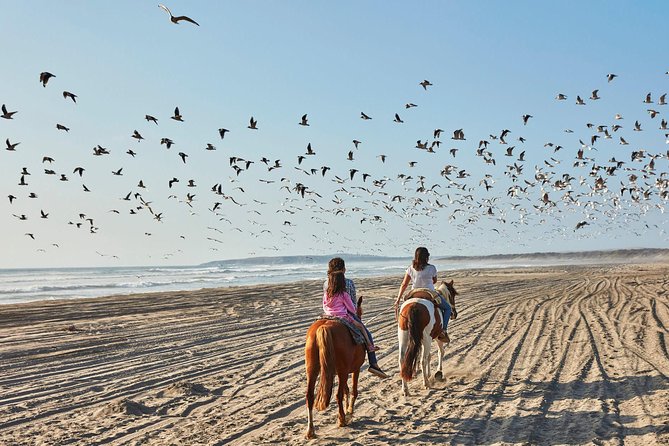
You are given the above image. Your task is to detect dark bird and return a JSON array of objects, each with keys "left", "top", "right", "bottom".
[
  {"left": 405, "top": 103, "right": 417, "bottom": 109},
  {"left": 158, "top": 4, "right": 199, "bottom": 26},
  {"left": 8, "top": 195, "right": 16, "bottom": 203},
  {"left": 73, "top": 167, "right": 85, "bottom": 177},
  {"left": 575, "top": 95, "right": 586, "bottom": 105},
  {"left": 347, "top": 151, "right": 354, "bottom": 161},
  {"left": 451, "top": 129, "right": 466, "bottom": 140},
  {"left": 349, "top": 169, "right": 358, "bottom": 180},
  {"left": 132, "top": 130, "right": 144, "bottom": 141},
  {"left": 575, "top": 221, "right": 589, "bottom": 230},
  {"left": 178, "top": 152, "right": 188, "bottom": 163},
  {"left": 56, "top": 124, "right": 70, "bottom": 132},
  {"left": 522, "top": 114, "right": 532, "bottom": 125},
  {"left": 6, "top": 139, "right": 20, "bottom": 151},
  {"left": 40, "top": 210, "right": 49, "bottom": 219},
  {"left": 590, "top": 89, "right": 600, "bottom": 100},
  {"left": 160, "top": 138, "right": 174, "bottom": 148},
  {"left": 393, "top": 113, "right": 403, "bottom": 123},
  {"left": 248, "top": 116, "right": 258, "bottom": 129},
  {"left": 305, "top": 143, "right": 315, "bottom": 155},
  {"left": 145, "top": 114, "right": 158, "bottom": 124},
  {"left": 39, "top": 71, "right": 55, "bottom": 87},
  {"left": 63, "top": 91, "right": 77, "bottom": 103},
  {"left": 112, "top": 168, "right": 123, "bottom": 176},
  {"left": 1, "top": 104, "right": 17, "bottom": 119},
  {"left": 360, "top": 112, "right": 372, "bottom": 120},
  {"left": 555, "top": 93, "right": 567, "bottom": 100},
  {"left": 299, "top": 114, "right": 309, "bottom": 126},
  {"left": 420, "top": 79, "right": 433, "bottom": 90},
  {"left": 171, "top": 107, "right": 184, "bottom": 121},
  {"left": 352, "top": 139, "right": 361, "bottom": 149},
  {"left": 643, "top": 93, "right": 653, "bottom": 104},
  {"left": 169, "top": 177, "right": 179, "bottom": 188},
  {"left": 127, "top": 149, "right": 137, "bottom": 157},
  {"left": 205, "top": 143, "right": 216, "bottom": 150},
  {"left": 607, "top": 73, "right": 617, "bottom": 82},
  {"left": 218, "top": 128, "right": 229, "bottom": 139}
]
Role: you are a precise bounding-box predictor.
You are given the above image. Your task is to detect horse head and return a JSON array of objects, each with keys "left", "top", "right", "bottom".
[{"left": 437, "top": 280, "right": 458, "bottom": 320}]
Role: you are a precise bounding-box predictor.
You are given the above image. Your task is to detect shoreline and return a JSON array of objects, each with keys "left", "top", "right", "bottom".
[{"left": 1, "top": 263, "right": 668, "bottom": 445}]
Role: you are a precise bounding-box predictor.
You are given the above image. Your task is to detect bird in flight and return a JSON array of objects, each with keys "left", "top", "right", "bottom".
[
  {"left": 1, "top": 104, "right": 17, "bottom": 119},
  {"left": 299, "top": 114, "right": 309, "bottom": 126},
  {"left": 158, "top": 4, "right": 200, "bottom": 26},
  {"left": 420, "top": 79, "right": 433, "bottom": 90},
  {"left": 39, "top": 72, "right": 55, "bottom": 87},
  {"left": 63, "top": 91, "right": 77, "bottom": 103},
  {"left": 248, "top": 116, "right": 258, "bottom": 129},
  {"left": 171, "top": 107, "right": 184, "bottom": 121}
]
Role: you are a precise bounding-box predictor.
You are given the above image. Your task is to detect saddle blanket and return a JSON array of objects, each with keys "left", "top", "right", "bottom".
[{"left": 318, "top": 315, "right": 365, "bottom": 345}]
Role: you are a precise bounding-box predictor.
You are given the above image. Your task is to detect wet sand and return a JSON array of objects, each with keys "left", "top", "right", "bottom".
[{"left": 1, "top": 263, "right": 668, "bottom": 445}]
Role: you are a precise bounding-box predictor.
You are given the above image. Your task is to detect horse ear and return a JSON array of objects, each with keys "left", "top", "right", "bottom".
[
  {"left": 357, "top": 296, "right": 363, "bottom": 307},
  {"left": 448, "top": 280, "right": 454, "bottom": 286}
]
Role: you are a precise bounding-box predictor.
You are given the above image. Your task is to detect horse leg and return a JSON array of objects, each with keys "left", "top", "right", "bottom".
[
  {"left": 305, "top": 342, "right": 319, "bottom": 439},
  {"left": 346, "top": 369, "right": 360, "bottom": 422},
  {"left": 422, "top": 336, "right": 432, "bottom": 389},
  {"left": 434, "top": 340, "right": 445, "bottom": 381},
  {"left": 336, "top": 373, "right": 349, "bottom": 427},
  {"left": 398, "top": 329, "right": 411, "bottom": 397}
]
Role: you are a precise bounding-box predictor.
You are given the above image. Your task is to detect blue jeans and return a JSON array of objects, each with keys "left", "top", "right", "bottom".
[
  {"left": 437, "top": 296, "right": 452, "bottom": 332},
  {"left": 351, "top": 314, "right": 378, "bottom": 365}
]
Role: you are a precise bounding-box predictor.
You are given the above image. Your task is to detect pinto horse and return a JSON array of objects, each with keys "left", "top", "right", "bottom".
[
  {"left": 304, "top": 297, "right": 366, "bottom": 439},
  {"left": 397, "top": 280, "right": 458, "bottom": 396}
]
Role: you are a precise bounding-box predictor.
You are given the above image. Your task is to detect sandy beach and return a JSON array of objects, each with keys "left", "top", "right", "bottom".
[{"left": 1, "top": 263, "right": 669, "bottom": 445}]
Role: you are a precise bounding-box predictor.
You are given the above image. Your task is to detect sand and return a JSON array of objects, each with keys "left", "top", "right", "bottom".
[{"left": 1, "top": 263, "right": 669, "bottom": 445}]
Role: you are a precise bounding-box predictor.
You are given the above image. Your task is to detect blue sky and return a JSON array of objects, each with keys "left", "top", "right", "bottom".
[{"left": 1, "top": 1, "right": 668, "bottom": 268}]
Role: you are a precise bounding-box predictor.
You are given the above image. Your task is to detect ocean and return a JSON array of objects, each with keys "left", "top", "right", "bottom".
[{"left": 0, "top": 254, "right": 620, "bottom": 305}]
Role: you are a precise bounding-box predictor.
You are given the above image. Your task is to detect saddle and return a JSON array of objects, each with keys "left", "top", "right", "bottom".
[
  {"left": 318, "top": 315, "right": 365, "bottom": 345},
  {"left": 404, "top": 287, "right": 446, "bottom": 308}
]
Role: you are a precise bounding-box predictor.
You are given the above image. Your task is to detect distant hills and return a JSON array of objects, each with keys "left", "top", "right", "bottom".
[{"left": 201, "top": 248, "right": 669, "bottom": 267}]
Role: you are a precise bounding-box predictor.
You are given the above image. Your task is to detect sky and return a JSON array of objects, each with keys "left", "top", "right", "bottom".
[{"left": 1, "top": 1, "right": 668, "bottom": 268}]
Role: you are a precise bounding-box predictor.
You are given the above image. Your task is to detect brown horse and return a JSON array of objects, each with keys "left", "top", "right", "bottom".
[
  {"left": 304, "top": 297, "right": 366, "bottom": 439},
  {"left": 397, "top": 280, "right": 458, "bottom": 396}
]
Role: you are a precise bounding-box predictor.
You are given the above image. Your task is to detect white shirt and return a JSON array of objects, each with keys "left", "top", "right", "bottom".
[{"left": 407, "top": 264, "right": 437, "bottom": 290}]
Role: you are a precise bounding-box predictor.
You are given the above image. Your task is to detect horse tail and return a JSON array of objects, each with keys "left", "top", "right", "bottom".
[
  {"left": 400, "top": 304, "right": 423, "bottom": 381},
  {"left": 314, "top": 325, "right": 335, "bottom": 410}
]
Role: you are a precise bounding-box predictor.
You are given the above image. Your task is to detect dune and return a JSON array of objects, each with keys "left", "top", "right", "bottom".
[{"left": 1, "top": 263, "right": 668, "bottom": 445}]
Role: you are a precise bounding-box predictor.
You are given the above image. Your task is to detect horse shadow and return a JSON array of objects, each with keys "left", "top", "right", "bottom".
[{"left": 356, "top": 373, "right": 669, "bottom": 445}]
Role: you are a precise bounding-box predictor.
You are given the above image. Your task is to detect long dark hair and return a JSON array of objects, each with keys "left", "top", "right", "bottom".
[
  {"left": 412, "top": 247, "right": 430, "bottom": 271},
  {"left": 326, "top": 257, "right": 346, "bottom": 299}
]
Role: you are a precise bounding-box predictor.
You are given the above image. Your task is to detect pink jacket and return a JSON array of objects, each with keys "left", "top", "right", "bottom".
[{"left": 323, "top": 291, "right": 356, "bottom": 322}]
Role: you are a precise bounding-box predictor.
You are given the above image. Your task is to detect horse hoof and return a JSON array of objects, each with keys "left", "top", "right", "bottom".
[
  {"left": 435, "top": 371, "right": 443, "bottom": 380},
  {"left": 305, "top": 430, "right": 315, "bottom": 440}
]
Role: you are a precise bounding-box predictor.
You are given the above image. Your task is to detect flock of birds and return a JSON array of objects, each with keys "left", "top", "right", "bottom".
[{"left": 2, "top": 5, "right": 669, "bottom": 264}]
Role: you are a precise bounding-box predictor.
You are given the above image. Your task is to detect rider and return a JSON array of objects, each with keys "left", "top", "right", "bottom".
[
  {"left": 323, "top": 257, "right": 389, "bottom": 379},
  {"left": 394, "top": 247, "right": 452, "bottom": 342}
]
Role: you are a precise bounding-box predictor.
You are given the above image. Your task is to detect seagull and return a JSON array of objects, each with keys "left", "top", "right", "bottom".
[
  {"left": 360, "top": 112, "right": 372, "bottom": 120},
  {"left": 171, "top": 107, "right": 184, "bottom": 121},
  {"left": 607, "top": 73, "right": 617, "bottom": 82},
  {"left": 248, "top": 116, "right": 258, "bottom": 129},
  {"left": 145, "top": 114, "right": 158, "bottom": 124},
  {"left": 63, "top": 91, "right": 77, "bottom": 103},
  {"left": 1, "top": 104, "right": 17, "bottom": 119},
  {"left": 218, "top": 128, "right": 229, "bottom": 139},
  {"left": 158, "top": 4, "right": 199, "bottom": 26},
  {"left": 56, "top": 124, "right": 69, "bottom": 132},
  {"left": 575, "top": 96, "right": 586, "bottom": 105},
  {"left": 590, "top": 89, "right": 600, "bottom": 100},
  {"left": 522, "top": 114, "right": 532, "bottom": 125},
  {"left": 555, "top": 93, "right": 567, "bottom": 100},
  {"left": 405, "top": 103, "right": 417, "bottom": 109},
  {"left": 299, "top": 114, "right": 309, "bottom": 126},
  {"left": 178, "top": 152, "right": 188, "bottom": 163},
  {"left": 39, "top": 71, "right": 55, "bottom": 87},
  {"left": 6, "top": 138, "right": 19, "bottom": 151},
  {"left": 420, "top": 79, "right": 433, "bottom": 90},
  {"left": 132, "top": 130, "right": 144, "bottom": 141},
  {"left": 393, "top": 113, "right": 403, "bottom": 123}
]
